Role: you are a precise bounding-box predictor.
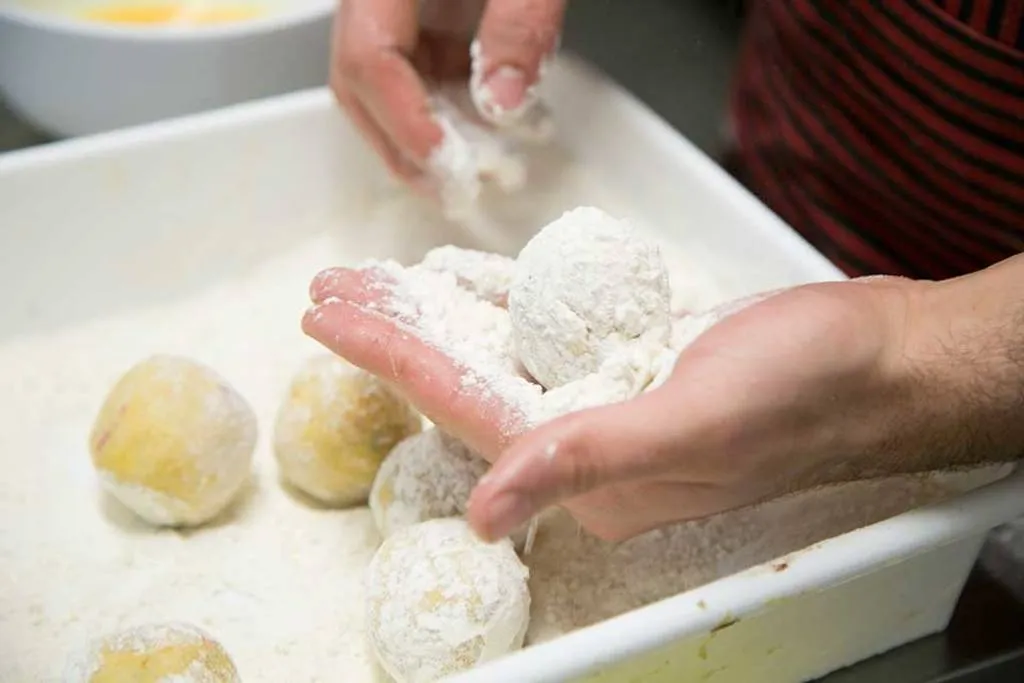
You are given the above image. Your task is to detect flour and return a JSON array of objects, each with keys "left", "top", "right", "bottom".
[
  {"left": 426, "top": 84, "right": 554, "bottom": 223},
  {"left": 426, "top": 89, "right": 526, "bottom": 221},
  {"left": 524, "top": 468, "right": 1007, "bottom": 642},
  {"left": 364, "top": 519, "right": 531, "bottom": 683},
  {"left": 420, "top": 245, "right": 517, "bottom": 307},
  {"left": 535, "top": 344, "right": 662, "bottom": 423},
  {"left": 355, "top": 257, "right": 544, "bottom": 436}
]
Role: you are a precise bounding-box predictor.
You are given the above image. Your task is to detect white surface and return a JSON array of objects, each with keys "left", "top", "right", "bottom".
[
  {"left": 2, "top": 56, "right": 1023, "bottom": 683},
  {"left": 0, "top": 0, "right": 332, "bottom": 137}
]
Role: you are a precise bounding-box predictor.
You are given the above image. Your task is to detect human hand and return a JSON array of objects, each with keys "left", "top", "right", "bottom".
[
  {"left": 303, "top": 257, "right": 1024, "bottom": 543},
  {"left": 330, "top": 0, "right": 566, "bottom": 185}
]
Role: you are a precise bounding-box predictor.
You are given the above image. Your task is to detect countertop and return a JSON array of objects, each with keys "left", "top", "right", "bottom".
[{"left": 2, "top": 1, "right": 1022, "bottom": 681}]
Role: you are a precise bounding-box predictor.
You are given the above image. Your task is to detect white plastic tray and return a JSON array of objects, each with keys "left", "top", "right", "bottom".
[{"left": 2, "top": 55, "right": 1023, "bottom": 683}]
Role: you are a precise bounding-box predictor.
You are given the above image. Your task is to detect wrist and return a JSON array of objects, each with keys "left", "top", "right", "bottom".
[{"left": 896, "top": 255, "right": 1024, "bottom": 470}]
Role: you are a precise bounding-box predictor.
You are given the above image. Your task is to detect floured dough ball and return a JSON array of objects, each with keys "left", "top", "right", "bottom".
[
  {"left": 274, "top": 355, "right": 422, "bottom": 506},
  {"left": 365, "top": 518, "right": 531, "bottom": 683},
  {"left": 65, "top": 622, "right": 240, "bottom": 683},
  {"left": 369, "top": 428, "right": 488, "bottom": 538},
  {"left": 509, "top": 207, "right": 672, "bottom": 389},
  {"left": 89, "top": 355, "right": 256, "bottom": 527}
]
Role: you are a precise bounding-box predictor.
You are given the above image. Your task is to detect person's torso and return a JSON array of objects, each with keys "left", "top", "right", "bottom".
[{"left": 728, "top": 0, "right": 1024, "bottom": 279}]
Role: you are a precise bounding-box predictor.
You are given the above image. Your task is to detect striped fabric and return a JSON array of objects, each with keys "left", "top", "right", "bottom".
[{"left": 727, "top": 0, "right": 1024, "bottom": 279}]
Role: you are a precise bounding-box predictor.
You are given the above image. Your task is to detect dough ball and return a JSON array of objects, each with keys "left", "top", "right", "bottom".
[
  {"left": 369, "top": 428, "right": 488, "bottom": 539},
  {"left": 65, "top": 622, "right": 240, "bottom": 683},
  {"left": 509, "top": 206, "right": 672, "bottom": 389},
  {"left": 274, "top": 355, "right": 422, "bottom": 506},
  {"left": 365, "top": 518, "right": 531, "bottom": 683},
  {"left": 89, "top": 355, "right": 256, "bottom": 527}
]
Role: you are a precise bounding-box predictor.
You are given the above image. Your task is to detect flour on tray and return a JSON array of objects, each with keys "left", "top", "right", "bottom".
[{"left": 0, "top": 225, "right": 1005, "bottom": 682}]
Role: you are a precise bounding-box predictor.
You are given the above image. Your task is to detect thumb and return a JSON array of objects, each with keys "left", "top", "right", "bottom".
[
  {"left": 471, "top": 0, "right": 567, "bottom": 125},
  {"left": 467, "top": 385, "right": 683, "bottom": 542}
]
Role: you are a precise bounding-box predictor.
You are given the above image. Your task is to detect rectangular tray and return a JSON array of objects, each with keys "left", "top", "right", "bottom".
[{"left": 2, "top": 55, "right": 1022, "bottom": 683}]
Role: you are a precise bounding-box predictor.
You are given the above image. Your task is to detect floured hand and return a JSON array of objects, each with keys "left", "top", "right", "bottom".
[
  {"left": 306, "top": 259, "right": 978, "bottom": 543},
  {"left": 329, "top": 0, "right": 565, "bottom": 206},
  {"left": 301, "top": 247, "right": 789, "bottom": 540}
]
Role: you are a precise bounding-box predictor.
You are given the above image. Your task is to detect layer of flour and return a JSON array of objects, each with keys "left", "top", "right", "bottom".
[{"left": 0, "top": 164, "right": 1005, "bottom": 682}]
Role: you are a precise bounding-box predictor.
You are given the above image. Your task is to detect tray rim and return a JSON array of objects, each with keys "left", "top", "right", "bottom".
[{"left": 451, "top": 466, "right": 1024, "bottom": 683}]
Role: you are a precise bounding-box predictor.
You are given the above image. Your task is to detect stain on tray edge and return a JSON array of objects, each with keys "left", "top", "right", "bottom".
[{"left": 710, "top": 615, "right": 739, "bottom": 634}]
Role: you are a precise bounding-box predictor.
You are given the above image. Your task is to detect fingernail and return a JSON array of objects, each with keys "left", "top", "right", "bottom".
[
  {"left": 310, "top": 267, "right": 344, "bottom": 302},
  {"left": 480, "top": 66, "right": 528, "bottom": 118},
  {"left": 481, "top": 490, "right": 532, "bottom": 542},
  {"left": 301, "top": 304, "right": 332, "bottom": 342}
]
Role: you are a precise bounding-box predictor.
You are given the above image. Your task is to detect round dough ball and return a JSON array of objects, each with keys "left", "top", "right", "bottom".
[
  {"left": 274, "top": 355, "right": 421, "bottom": 506},
  {"left": 365, "top": 518, "right": 531, "bottom": 683},
  {"left": 89, "top": 355, "right": 256, "bottom": 527},
  {"left": 369, "top": 428, "right": 488, "bottom": 538},
  {"left": 509, "top": 206, "right": 672, "bottom": 389},
  {"left": 65, "top": 622, "right": 240, "bottom": 683}
]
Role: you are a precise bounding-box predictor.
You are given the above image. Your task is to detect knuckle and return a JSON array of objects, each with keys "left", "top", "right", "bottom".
[
  {"left": 334, "top": 39, "right": 379, "bottom": 87},
  {"left": 340, "top": 53, "right": 372, "bottom": 85},
  {"left": 490, "top": 19, "right": 551, "bottom": 57},
  {"left": 486, "top": 0, "right": 562, "bottom": 56},
  {"left": 378, "top": 327, "right": 413, "bottom": 384}
]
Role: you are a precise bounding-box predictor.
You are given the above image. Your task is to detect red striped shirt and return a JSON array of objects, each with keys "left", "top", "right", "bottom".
[{"left": 727, "top": 0, "right": 1024, "bottom": 279}]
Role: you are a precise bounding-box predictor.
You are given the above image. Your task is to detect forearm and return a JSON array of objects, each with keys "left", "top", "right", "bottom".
[{"left": 898, "top": 252, "right": 1024, "bottom": 473}]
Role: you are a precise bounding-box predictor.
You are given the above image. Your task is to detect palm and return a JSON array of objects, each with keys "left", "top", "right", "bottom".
[
  {"left": 554, "top": 283, "right": 897, "bottom": 538},
  {"left": 304, "top": 263, "right": 904, "bottom": 539}
]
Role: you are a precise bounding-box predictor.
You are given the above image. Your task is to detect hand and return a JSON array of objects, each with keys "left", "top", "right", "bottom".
[
  {"left": 303, "top": 256, "right": 1024, "bottom": 542},
  {"left": 330, "top": 0, "right": 566, "bottom": 184}
]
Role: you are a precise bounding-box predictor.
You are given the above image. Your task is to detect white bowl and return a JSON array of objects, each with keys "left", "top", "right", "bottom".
[{"left": 0, "top": 0, "right": 333, "bottom": 137}]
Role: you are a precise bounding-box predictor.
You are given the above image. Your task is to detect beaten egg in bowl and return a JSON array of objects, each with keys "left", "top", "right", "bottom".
[
  {"left": 0, "top": 0, "right": 332, "bottom": 135},
  {"left": 8, "top": 0, "right": 272, "bottom": 27},
  {"left": 80, "top": 2, "right": 265, "bottom": 25}
]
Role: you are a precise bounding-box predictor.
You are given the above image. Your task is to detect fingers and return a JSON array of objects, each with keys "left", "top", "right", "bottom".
[
  {"left": 333, "top": 86, "right": 422, "bottom": 182},
  {"left": 471, "top": 0, "right": 567, "bottom": 125},
  {"left": 309, "top": 265, "right": 399, "bottom": 310},
  {"left": 303, "top": 297, "right": 524, "bottom": 458},
  {"left": 468, "top": 386, "right": 688, "bottom": 541},
  {"left": 331, "top": 0, "right": 443, "bottom": 177},
  {"left": 415, "top": 33, "right": 474, "bottom": 82},
  {"left": 304, "top": 266, "right": 531, "bottom": 458},
  {"left": 419, "top": 0, "right": 485, "bottom": 36}
]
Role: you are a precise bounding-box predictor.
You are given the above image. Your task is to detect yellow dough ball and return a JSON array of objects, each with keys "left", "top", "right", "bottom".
[
  {"left": 273, "top": 355, "right": 422, "bottom": 506},
  {"left": 65, "top": 622, "right": 240, "bottom": 683},
  {"left": 89, "top": 355, "right": 257, "bottom": 528}
]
